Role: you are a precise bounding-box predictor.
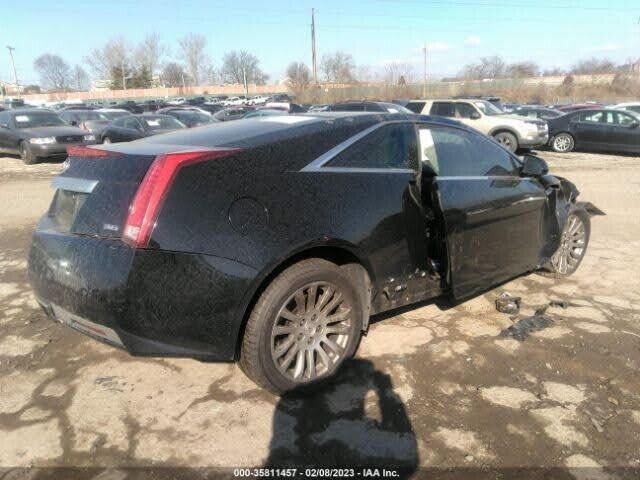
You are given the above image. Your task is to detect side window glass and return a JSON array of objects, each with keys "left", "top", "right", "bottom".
[
  {"left": 580, "top": 111, "right": 603, "bottom": 123},
  {"left": 325, "top": 124, "right": 417, "bottom": 169},
  {"left": 406, "top": 102, "right": 425, "bottom": 114},
  {"left": 527, "top": 111, "right": 538, "bottom": 118},
  {"left": 124, "top": 118, "right": 140, "bottom": 129},
  {"left": 430, "top": 102, "right": 455, "bottom": 117},
  {"left": 455, "top": 103, "right": 476, "bottom": 119},
  {"left": 616, "top": 113, "right": 635, "bottom": 126},
  {"left": 423, "top": 127, "right": 517, "bottom": 177}
]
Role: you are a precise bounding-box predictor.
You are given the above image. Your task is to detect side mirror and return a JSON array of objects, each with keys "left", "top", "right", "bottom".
[
  {"left": 630, "top": 121, "right": 639, "bottom": 129},
  {"left": 521, "top": 155, "right": 549, "bottom": 177},
  {"left": 470, "top": 112, "right": 481, "bottom": 120}
]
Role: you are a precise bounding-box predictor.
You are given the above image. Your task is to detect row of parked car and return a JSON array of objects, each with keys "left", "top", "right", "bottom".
[
  {"left": 403, "top": 97, "right": 640, "bottom": 154},
  {"left": 1, "top": 94, "right": 638, "bottom": 164}
]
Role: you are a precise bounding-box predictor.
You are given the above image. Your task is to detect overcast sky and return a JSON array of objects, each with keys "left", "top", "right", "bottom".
[{"left": 2, "top": 0, "right": 639, "bottom": 86}]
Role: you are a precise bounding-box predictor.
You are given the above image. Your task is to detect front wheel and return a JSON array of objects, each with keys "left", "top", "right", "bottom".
[
  {"left": 493, "top": 131, "right": 518, "bottom": 152},
  {"left": 240, "top": 259, "right": 363, "bottom": 394},
  {"left": 543, "top": 209, "right": 590, "bottom": 277},
  {"left": 19, "top": 141, "right": 37, "bottom": 165},
  {"left": 551, "top": 133, "right": 575, "bottom": 153}
]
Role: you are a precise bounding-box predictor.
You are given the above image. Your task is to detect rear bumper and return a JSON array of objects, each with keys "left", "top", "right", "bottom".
[{"left": 28, "top": 218, "right": 258, "bottom": 361}]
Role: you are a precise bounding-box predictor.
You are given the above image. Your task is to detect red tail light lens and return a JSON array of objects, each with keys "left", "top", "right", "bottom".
[
  {"left": 122, "top": 148, "right": 241, "bottom": 248},
  {"left": 66, "top": 145, "right": 117, "bottom": 157}
]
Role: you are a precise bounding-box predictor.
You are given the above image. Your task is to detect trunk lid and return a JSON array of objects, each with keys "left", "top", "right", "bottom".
[{"left": 49, "top": 150, "right": 155, "bottom": 238}]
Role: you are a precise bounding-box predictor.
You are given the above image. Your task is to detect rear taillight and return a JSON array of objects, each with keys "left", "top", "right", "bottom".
[
  {"left": 66, "top": 146, "right": 118, "bottom": 157},
  {"left": 122, "top": 148, "right": 241, "bottom": 248}
]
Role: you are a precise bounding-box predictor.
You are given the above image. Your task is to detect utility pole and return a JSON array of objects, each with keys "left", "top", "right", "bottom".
[
  {"left": 422, "top": 43, "right": 427, "bottom": 98},
  {"left": 242, "top": 66, "right": 248, "bottom": 96},
  {"left": 311, "top": 8, "right": 317, "bottom": 84},
  {"left": 6, "top": 45, "right": 19, "bottom": 97}
]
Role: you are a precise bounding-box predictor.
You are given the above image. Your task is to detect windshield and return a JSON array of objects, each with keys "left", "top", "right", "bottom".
[
  {"left": 174, "top": 111, "right": 212, "bottom": 124},
  {"left": 13, "top": 112, "right": 66, "bottom": 128},
  {"left": 141, "top": 116, "right": 186, "bottom": 130},
  {"left": 99, "top": 110, "right": 129, "bottom": 120},
  {"left": 73, "top": 111, "right": 108, "bottom": 121},
  {"left": 473, "top": 100, "right": 503, "bottom": 116}
]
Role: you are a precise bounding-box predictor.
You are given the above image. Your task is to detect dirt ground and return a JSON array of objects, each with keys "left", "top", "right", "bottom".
[{"left": 1, "top": 150, "right": 639, "bottom": 478}]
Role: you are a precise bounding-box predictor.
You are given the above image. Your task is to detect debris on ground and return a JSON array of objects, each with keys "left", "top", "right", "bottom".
[
  {"left": 495, "top": 292, "right": 521, "bottom": 315},
  {"left": 499, "top": 305, "right": 555, "bottom": 341}
]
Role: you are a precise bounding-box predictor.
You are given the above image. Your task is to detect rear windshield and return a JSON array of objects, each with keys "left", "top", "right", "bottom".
[
  {"left": 13, "top": 112, "right": 66, "bottom": 128},
  {"left": 73, "top": 111, "right": 108, "bottom": 121},
  {"left": 140, "top": 116, "right": 186, "bottom": 130}
]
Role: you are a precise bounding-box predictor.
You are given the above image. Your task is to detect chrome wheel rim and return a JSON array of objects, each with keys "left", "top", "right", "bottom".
[
  {"left": 553, "top": 134, "right": 571, "bottom": 152},
  {"left": 270, "top": 281, "right": 352, "bottom": 383},
  {"left": 551, "top": 214, "right": 586, "bottom": 274},
  {"left": 496, "top": 134, "right": 512, "bottom": 149}
]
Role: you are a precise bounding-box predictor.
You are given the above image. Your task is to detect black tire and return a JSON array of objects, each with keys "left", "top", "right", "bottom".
[
  {"left": 539, "top": 208, "right": 590, "bottom": 278},
  {"left": 19, "top": 141, "right": 37, "bottom": 165},
  {"left": 551, "top": 132, "right": 575, "bottom": 153},
  {"left": 493, "top": 131, "right": 518, "bottom": 152},
  {"left": 239, "top": 258, "right": 364, "bottom": 394}
]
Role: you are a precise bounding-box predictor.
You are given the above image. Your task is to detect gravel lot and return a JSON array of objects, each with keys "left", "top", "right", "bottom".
[{"left": 1, "top": 150, "right": 639, "bottom": 477}]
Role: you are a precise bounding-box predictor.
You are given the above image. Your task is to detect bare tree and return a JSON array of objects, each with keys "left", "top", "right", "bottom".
[
  {"left": 570, "top": 57, "right": 616, "bottom": 75},
  {"left": 72, "top": 65, "right": 89, "bottom": 90},
  {"left": 85, "top": 38, "right": 127, "bottom": 78},
  {"left": 285, "top": 62, "right": 311, "bottom": 91},
  {"left": 221, "top": 51, "right": 268, "bottom": 93},
  {"left": 459, "top": 56, "right": 506, "bottom": 80},
  {"left": 178, "top": 34, "right": 207, "bottom": 86},
  {"left": 542, "top": 67, "right": 565, "bottom": 77},
  {"left": 383, "top": 62, "right": 415, "bottom": 85},
  {"left": 34, "top": 54, "right": 71, "bottom": 90},
  {"left": 506, "top": 62, "right": 539, "bottom": 78},
  {"left": 160, "top": 62, "right": 189, "bottom": 87},
  {"left": 134, "top": 33, "right": 166, "bottom": 80},
  {"left": 320, "top": 51, "right": 355, "bottom": 83}
]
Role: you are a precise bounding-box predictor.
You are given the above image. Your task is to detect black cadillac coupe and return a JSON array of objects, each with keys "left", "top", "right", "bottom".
[{"left": 28, "top": 113, "right": 597, "bottom": 393}]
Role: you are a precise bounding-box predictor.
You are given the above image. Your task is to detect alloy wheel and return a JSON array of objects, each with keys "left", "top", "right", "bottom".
[
  {"left": 551, "top": 214, "right": 586, "bottom": 274},
  {"left": 270, "top": 281, "right": 353, "bottom": 383},
  {"left": 553, "top": 134, "right": 572, "bottom": 152}
]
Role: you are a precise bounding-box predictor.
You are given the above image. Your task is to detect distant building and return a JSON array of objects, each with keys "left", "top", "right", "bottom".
[{"left": 0, "top": 81, "right": 23, "bottom": 95}]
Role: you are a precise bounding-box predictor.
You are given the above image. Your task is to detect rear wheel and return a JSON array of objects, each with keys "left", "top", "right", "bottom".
[
  {"left": 19, "top": 141, "right": 37, "bottom": 165},
  {"left": 240, "top": 259, "right": 363, "bottom": 394},
  {"left": 493, "top": 131, "right": 518, "bottom": 152},
  {"left": 552, "top": 133, "right": 575, "bottom": 153},
  {"left": 542, "top": 209, "right": 590, "bottom": 277}
]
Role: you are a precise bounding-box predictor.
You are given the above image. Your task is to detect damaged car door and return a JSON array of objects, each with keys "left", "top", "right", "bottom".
[{"left": 416, "top": 124, "right": 549, "bottom": 299}]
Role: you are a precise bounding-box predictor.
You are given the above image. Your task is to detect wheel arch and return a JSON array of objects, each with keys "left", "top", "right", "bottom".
[
  {"left": 489, "top": 126, "right": 521, "bottom": 142},
  {"left": 233, "top": 242, "right": 374, "bottom": 359}
]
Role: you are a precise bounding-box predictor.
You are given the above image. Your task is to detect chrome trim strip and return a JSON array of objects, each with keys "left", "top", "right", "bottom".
[
  {"left": 435, "top": 176, "right": 524, "bottom": 180},
  {"left": 52, "top": 177, "right": 98, "bottom": 193},
  {"left": 314, "top": 167, "right": 414, "bottom": 174}
]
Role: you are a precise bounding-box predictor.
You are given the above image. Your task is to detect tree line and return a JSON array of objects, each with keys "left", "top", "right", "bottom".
[
  {"left": 32, "top": 33, "right": 633, "bottom": 93},
  {"left": 455, "top": 55, "right": 627, "bottom": 81}
]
